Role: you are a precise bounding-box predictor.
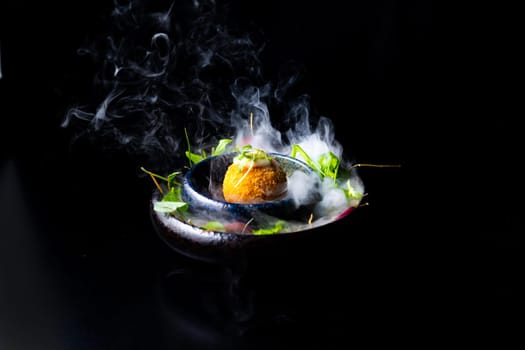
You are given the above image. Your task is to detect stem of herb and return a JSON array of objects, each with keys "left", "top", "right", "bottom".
[
  {"left": 349, "top": 163, "right": 402, "bottom": 170},
  {"left": 140, "top": 167, "right": 166, "bottom": 195},
  {"left": 184, "top": 128, "right": 193, "bottom": 168}
]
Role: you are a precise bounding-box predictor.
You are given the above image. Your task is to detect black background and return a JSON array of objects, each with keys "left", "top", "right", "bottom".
[{"left": 0, "top": 1, "right": 519, "bottom": 349}]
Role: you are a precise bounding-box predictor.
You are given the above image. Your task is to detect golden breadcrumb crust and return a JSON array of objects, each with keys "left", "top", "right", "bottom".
[{"left": 222, "top": 160, "right": 287, "bottom": 203}]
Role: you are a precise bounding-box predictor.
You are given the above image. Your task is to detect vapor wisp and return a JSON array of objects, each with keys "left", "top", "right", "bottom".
[{"left": 61, "top": 0, "right": 366, "bottom": 233}]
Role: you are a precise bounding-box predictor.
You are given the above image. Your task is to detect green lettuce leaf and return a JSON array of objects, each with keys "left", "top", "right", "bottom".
[{"left": 252, "top": 220, "right": 287, "bottom": 235}]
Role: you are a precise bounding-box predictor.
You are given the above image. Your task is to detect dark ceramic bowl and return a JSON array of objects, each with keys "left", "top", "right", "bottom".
[
  {"left": 150, "top": 152, "right": 360, "bottom": 265},
  {"left": 150, "top": 191, "right": 357, "bottom": 265},
  {"left": 181, "top": 152, "right": 321, "bottom": 223}
]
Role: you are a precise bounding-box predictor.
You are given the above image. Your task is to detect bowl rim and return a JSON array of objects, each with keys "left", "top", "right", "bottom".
[
  {"left": 151, "top": 188, "right": 355, "bottom": 234},
  {"left": 149, "top": 191, "right": 356, "bottom": 265},
  {"left": 151, "top": 188, "right": 356, "bottom": 239}
]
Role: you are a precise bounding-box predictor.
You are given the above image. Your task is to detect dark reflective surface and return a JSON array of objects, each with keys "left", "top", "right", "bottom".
[
  {"left": 1, "top": 146, "right": 519, "bottom": 348},
  {"left": 0, "top": 155, "right": 418, "bottom": 349},
  {"left": 1, "top": 0, "right": 519, "bottom": 349}
]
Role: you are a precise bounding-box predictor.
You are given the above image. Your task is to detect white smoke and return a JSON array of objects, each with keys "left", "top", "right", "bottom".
[{"left": 61, "top": 0, "right": 365, "bottom": 228}]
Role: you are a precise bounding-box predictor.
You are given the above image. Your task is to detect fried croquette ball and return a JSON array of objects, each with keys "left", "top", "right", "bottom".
[{"left": 223, "top": 149, "right": 287, "bottom": 204}]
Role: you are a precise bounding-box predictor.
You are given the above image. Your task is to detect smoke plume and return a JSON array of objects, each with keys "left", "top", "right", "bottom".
[
  {"left": 61, "top": 0, "right": 364, "bottom": 226},
  {"left": 62, "top": 0, "right": 351, "bottom": 170}
]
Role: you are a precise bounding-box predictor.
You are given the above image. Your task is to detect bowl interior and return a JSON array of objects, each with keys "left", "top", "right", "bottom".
[{"left": 182, "top": 152, "right": 320, "bottom": 222}]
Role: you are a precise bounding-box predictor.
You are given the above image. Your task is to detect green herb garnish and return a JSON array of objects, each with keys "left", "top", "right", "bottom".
[
  {"left": 233, "top": 145, "right": 272, "bottom": 162},
  {"left": 184, "top": 128, "right": 232, "bottom": 167},
  {"left": 141, "top": 167, "right": 188, "bottom": 214},
  {"left": 252, "top": 220, "right": 287, "bottom": 235},
  {"left": 153, "top": 201, "right": 188, "bottom": 213},
  {"left": 343, "top": 179, "right": 363, "bottom": 201},
  {"left": 290, "top": 144, "right": 340, "bottom": 182},
  {"left": 203, "top": 221, "right": 226, "bottom": 231}
]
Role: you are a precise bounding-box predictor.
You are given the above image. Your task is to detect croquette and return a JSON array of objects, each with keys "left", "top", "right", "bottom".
[{"left": 223, "top": 150, "right": 287, "bottom": 204}]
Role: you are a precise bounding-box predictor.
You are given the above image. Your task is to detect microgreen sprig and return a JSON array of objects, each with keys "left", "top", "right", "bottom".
[
  {"left": 140, "top": 167, "right": 188, "bottom": 214},
  {"left": 291, "top": 144, "right": 340, "bottom": 182},
  {"left": 184, "top": 128, "right": 233, "bottom": 167},
  {"left": 140, "top": 167, "right": 182, "bottom": 194},
  {"left": 233, "top": 145, "right": 272, "bottom": 162}
]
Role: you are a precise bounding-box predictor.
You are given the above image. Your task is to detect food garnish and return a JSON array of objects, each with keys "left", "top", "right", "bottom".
[
  {"left": 142, "top": 132, "right": 396, "bottom": 234},
  {"left": 140, "top": 167, "right": 188, "bottom": 215}
]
